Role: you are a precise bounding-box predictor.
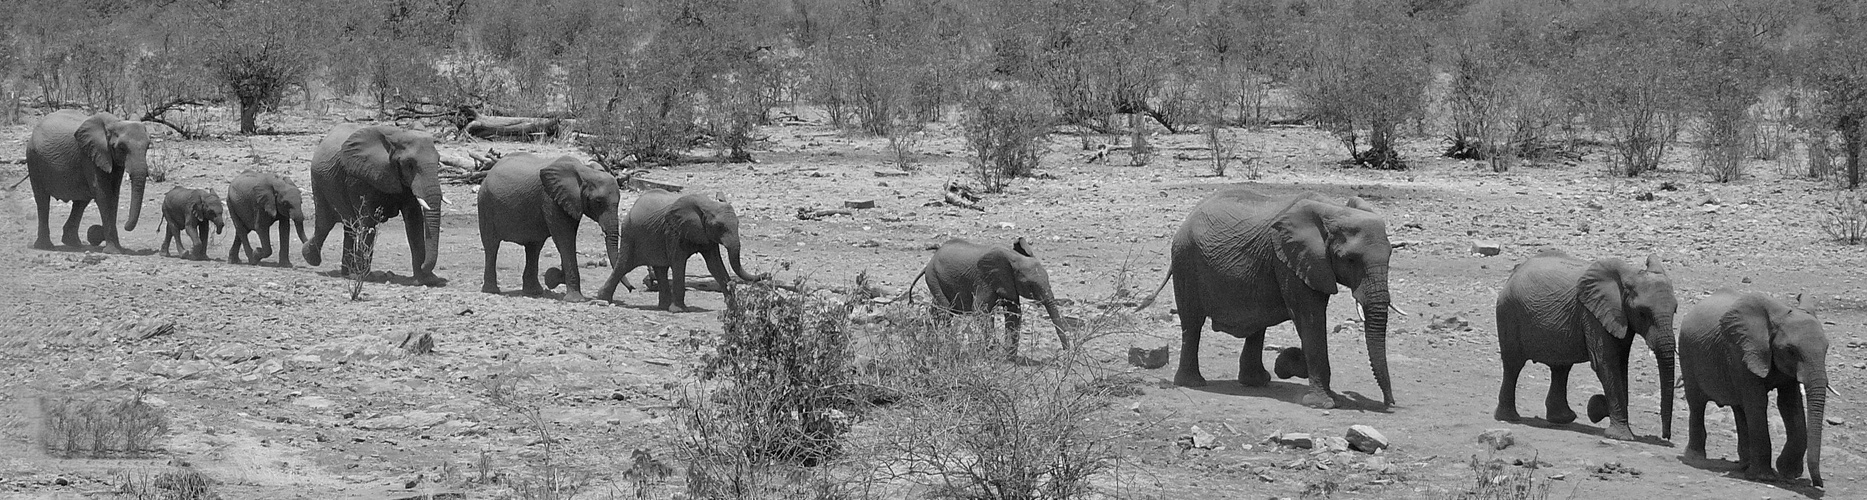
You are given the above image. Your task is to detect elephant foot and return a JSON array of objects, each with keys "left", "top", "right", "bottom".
[
  {"left": 666, "top": 303, "right": 689, "bottom": 313},
  {"left": 303, "top": 248, "right": 322, "bottom": 266},
  {"left": 1683, "top": 447, "right": 1709, "bottom": 462},
  {"left": 1777, "top": 456, "right": 1804, "bottom": 480},
  {"left": 482, "top": 284, "right": 501, "bottom": 295},
  {"left": 30, "top": 238, "right": 54, "bottom": 250},
  {"left": 1546, "top": 406, "right": 1578, "bottom": 425},
  {"left": 1601, "top": 424, "right": 1636, "bottom": 441},
  {"left": 1742, "top": 465, "right": 1781, "bottom": 483},
  {"left": 415, "top": 274, "right": 447, "bottom": 287},
  {"left": 1494, "top": 407, "right": 1522, "bottom": 422},
  {"left": 256, "top": 248, "right": 272, "bottom": 260},
  {"left": 562, "top": 291, "right": 588, "bottom": 303},
  {"left": 98, "top": 243, "right": 127, "bottom": 255},
  {"left": 277, "top": 258, "right": 293, "bottom": 268},
  {"left": 1174, "top": 369, "right": 1208, "bottom": 387},
  {"left": 62, "top": 233, "right": 83, "bottom": 248},
  {"left": 1237, "top": 367, "right": 1272, "bottom": 387},
  {"left": 521, "top": 286, "right": 544, "bottom": 296},
  {"left": 1301, "top": 390, "right": 1340, "bottom": 409},
  {"left": 1586, "top": 394, "right": 1609, "bottom": 423}
]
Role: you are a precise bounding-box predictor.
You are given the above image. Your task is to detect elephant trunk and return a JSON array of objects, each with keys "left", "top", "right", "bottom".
[
  {"left": 123, "top": 165, "right": 147, "bottom": 232},
  {"left": 1806, "top": 372, "right": 1828, "bottom": 488},
  {"left": 600, "top": 212, "right": 622, "bottom": 270},
  {"left": 1360, "top": 267, "right": 1394, "bottom": 406},
  {"left": 420, "top": 205, "right": 440, "bottom": 272},
  {"left": 722, "top": 234, "right": 765, "bottom": 282},
  {"left": 1043, "top": 299, "right": 1070, "bottom": 349},
  {"left": 1647, "top": 325, "right": 1676, "bottom": 440},
  {"left": 293, "top": 211, "right": 308, "bottom": 243}
]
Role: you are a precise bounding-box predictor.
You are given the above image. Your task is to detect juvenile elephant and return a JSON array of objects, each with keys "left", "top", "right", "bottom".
[
  {"left": 1681, "top": 289, "right": 1828, "bottom": 487},
  {"left": 1136, "top": 189, "right": 1395, "bottom": 409},
  {"left": 595, "top": 189, "right": 767, "bottom": 311},
  {"left": 158, "top": 187, "right": 224, "bottom": 260},
  {"left": 910, "top": 237, "right": 1071, "bottom": 358},
  {"left": 226, "top": 171, "right": 307, "bottom": 266},
  {"left": 478, "top": 154, "right": 622, "bottom": 303},
  {"left": 26, "top": 110, "right": 151, "bottom": 253},
  {"left": 302, "top": 124, "right": 446, "bottom": 286},
  {"left": 1494, "top": 250, "right": 1676, "bottom": 442}
]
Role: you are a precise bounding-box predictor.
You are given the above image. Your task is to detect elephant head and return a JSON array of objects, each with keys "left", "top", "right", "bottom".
[
  {"left": 988, "top": 237, "right": 1070, "bottom": 347},
  {"left": 194, "top": 189, "right": 225, "bottom": 235},
  {"left": 77, "top": 113, "right": 151, "bottom": 232},
  {"left": 540, "top": 157, "right": 623, "bottom": 272},
  {"left": 672, "top": 193, "right": 767, "bottom": 284},
  {"left": 1579, "top": 255, "right": 1677, "bottom": 439},
  {"left": 1728, "top": 293, "right": 1829, "bottom": 487},
  {"left": 1274, "top": 196, "right": 1394, "bottom": 405},
  {"left": 263, "top": 176, "right": 308, "bottom": 241},
  {"left": 336, "top": 126, "right": 444, "bottom": 272}
]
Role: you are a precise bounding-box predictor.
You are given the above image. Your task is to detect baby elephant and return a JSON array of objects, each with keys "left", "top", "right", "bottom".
[
  {"left": 1681, "top": 289, "right": 1829, "bottom": 487},
  {"left": 912, "top": 237, "right": 1072, "bottom": 358},
  {"left": 226, "top": 171, "right": 307, "bottom": 266},
  {"left": 159, "top": 187, "right": 224, "bottom": 260}
]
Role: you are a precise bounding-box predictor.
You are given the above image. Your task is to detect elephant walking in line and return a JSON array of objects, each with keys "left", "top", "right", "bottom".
[
  {"left": 595, "top": 189, "right": 767, "bottom": 312},
  {"left": 26, "top": 110, "right": 151, "bottom": 253},
  {"left": 1494, "top": 250, "right": 1677, "bottom": 442},
  {"left": 1681, "top": 289, "right": 1828, "bottom": 487},
  {"left": 158, "top": 187, "right": 224, "bottom": 260},
  {"left": 477, "top": 154, "right": 622, "bottom": 303},
  {"left": 226, "top": 171, "right": 307, "bottom": 266},
  {"left": 909, "top": 237, "right": 1072, "bottom": 358},
  {"left": 302, "top": 124, "right": 447, "bottom": 286},
  {"left": 1136, "top": 189, "right": 1396, "bottom": 409}
]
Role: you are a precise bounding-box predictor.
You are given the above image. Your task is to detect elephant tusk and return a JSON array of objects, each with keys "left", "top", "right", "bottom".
[
  {"left": 441, "top": 195, "right": 451, "bottom": 205},
  {"left": 1830, "top": 386, "right": 1843, "bottom": 398},
  {"left": 1389, "top": 304, "right": 1409, "bottom": 316},
  {"left": 417, "top": 199, "right": 433, "bottom": 211}
]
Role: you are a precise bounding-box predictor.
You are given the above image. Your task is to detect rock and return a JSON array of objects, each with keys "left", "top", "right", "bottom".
[
  {"left": 1826, "top": 416, "right": 1845, "bottom": 426},
  {"left": 1276, "top": 433, "right": 1314, "bottom": 449},
  {"left": 1470, "top": 240, "right": 1502, "bottom": 256},
  {"left": 1190, "top": 426, "right": 1218, "bottom": 449},
  {"left": 355, "top": 410, "right": 450, "bottom": 430},
  {"left": 292, "top": 395, "right": 335, "bottom": 409},
  {"left": 122, "top": 319, "right": 177, "bottom": 340},
  {"left": 1315, "top": 436, "right": 1350, "bottom": 453},
  {"left": 151, "top": 360, "right": 217, "bottom": 380},
  {"left": 873, "top": 170, "right": 909, "bottom": 177},
  {"left": 544, "top": 267, "right": 564, "bottom": 288},
  {"left": 1346, "top": 425, "right": 1389, "bottom": 453},
  {"left": 208, "top": 343, "right": 260, "bottom": 363},
  {"left": 1477, "top": 429, "right": 1515, "bottom": 450},
  {"left": 86, "top": 225, "right": 107, "bottom": 246},
  {"left": 1127, "top": 346, "right": 1169, "bottom": 369},
  {"left": 843, "top": 199, "right": 876, "bottom": 209},
  {"left": 1274, "top": 347, "right": 1308, "bottom": 379}
]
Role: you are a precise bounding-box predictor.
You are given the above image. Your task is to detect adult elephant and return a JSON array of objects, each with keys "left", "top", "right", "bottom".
[
  {"left": 1494, "top": 250, "right": 1676, "bottom": 442},
  {"left": 25, "top": 110, "right": 151, "bottom": 253},
  {"left": 1136, "top": 189, "right": 1395, "bottom": 409},
  {"left": 595, "top": 189, "right": 767, "bottom": 312},
  {"left": 477, "top": 153, "right": 622, "bottom": 303},
  {"left": 302, "top": 124, "right": 446, "bottom": 286},
  {"left": 1681, "top": 289, "right": 1828, "bottom": 487},
  {"left": 226, "top": 171, "right": 307, "bottom": 266},
  {"left": 910, "top": 237, "right": 1072, "bottom": 358}
]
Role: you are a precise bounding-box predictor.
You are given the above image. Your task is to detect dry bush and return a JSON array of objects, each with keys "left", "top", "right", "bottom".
[
  {"left": 1823, "top": 191, "right": 1867, "bottom": 245},
  {"left": 961, "top": 84, "right": 1053, "bottom": 193},
  {"left": 343, "top": 207, "right": 383, "bottom": 301},
  {"left": 1447, "top": 457, "right": 1553, "bottom": 500},
  {"left": 39, "top": 393, "right": 168, "bottom": 458},
  {"left": 110, "top": 468, "right": 219, "bottom": 500},
  {"left": 483, "top": 371, "right": 591, "bottom": 500}
]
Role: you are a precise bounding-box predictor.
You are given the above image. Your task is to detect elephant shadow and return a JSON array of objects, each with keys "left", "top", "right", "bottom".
[
  {"left": 1676, "top": 455, "right": 1826, "bottom": 498},
  {"left": 36, "top": 244, "right": 158, "bottom": 257},
  {"left": 1512, "top": 417, "right": 1673, "bottom": 447},
  {"left": 1185, "top": 381, "right": 1392, "bottom": 413},
  {"left": 316, "top": 269, "right": 449, "bottom": 287}
]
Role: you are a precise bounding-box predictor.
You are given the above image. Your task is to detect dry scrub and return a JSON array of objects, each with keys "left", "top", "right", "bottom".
[{"left": 39, "top": 393, "right": 169, "bottom": 459}]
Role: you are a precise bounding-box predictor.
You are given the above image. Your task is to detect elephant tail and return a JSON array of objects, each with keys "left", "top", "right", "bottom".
[
  {"left": 897, "top": 269, "right": 926, "bottom": 304},
  {"left": 1134, "top": 269, "right": 1173, "bottom": 311}
]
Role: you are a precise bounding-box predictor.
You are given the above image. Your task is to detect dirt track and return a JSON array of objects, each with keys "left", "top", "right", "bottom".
[{"left": 1, "top": 108, "right": 1864, "bottom": 499}]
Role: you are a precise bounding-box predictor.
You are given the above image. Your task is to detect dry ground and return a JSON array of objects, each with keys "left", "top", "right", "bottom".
[{"left": 0, "top": 106, "right": 1864, "bottom": 499}]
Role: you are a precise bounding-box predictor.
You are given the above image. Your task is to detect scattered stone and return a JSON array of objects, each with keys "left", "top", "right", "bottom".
[
  {"left": 208, "top": 343, "right": 260, "bottom": 363},
  {"left": 1276, "top": 432, "right": 1314, "bottom": 449},
  {"left": 843, "top": 199, "right": 876, "bottom": 209},
  {"left": 1470, "top": 240, "right": 1502, "bottom": 256},
  {"left": 1189, "top": 426, "right": 1218, "bottom": 449},
  {"left": 86, "top": 225, "right": 107, "bottom": 246},
  {"left": 873, "top": 170, "right": 909, "bottom": 177},
  {"left": 1346, "top": 425, "right": 1389, "bottom": 453},
  {"left": 1478, "top": 429, "right": 1515, "bottom": 450},
  {"left": 1315, "top": 436, "right": 1350, "bottom": 453},
  {"left": 1590, "top": 461, "right": 1642, "bottom": 479},
  {"left": 293, "top": 395, "right": 335, "bottom": 409},
  {"left": 1826, "top": 416, "right": 1845, "bottom": 426},
  {"left": 1274, "top": 347, "right": 1308, "bottom": 379},
  {"left": 1634, "top": 192, "right": 1657, "bottom": 201},
  {"left": 355, "top": 410, "right": 450, "bottom": 431},
  {"left": 1127, "top": 346, "right": 1169, "bottom": 369}
]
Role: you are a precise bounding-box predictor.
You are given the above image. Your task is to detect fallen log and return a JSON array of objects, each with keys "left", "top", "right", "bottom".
[{"left": 464, "top": 115, "right": 566, "bottom": 141}]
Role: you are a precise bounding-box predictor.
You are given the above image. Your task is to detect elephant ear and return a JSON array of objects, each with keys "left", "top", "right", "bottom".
[
  {"left": 256, "top": 185, "right": 279, "bottom": 220},
  {"left": 76, "top": 113, "right": 117, "bottom": 174},
  {"left": 1579, "top": 258, "right": 1631, "bottom": 339},
  {"left": 1012, "top": 237, "right": 1035, "bottom": 258},
  {"left": 336, "top": 127, "right": 403, "bottom": 193},
  {"left": 1344, "top": 196, "right": 1378, "bottom": 212},
  {"left": 1273, "top": 200, "right": 1337, "bottom": 294},
  {"left": 539, "top": 157, "right": 587, "bottom": 217},
  {"left": 1723, "top": 294, "right": 1781, "bottom": 379}
]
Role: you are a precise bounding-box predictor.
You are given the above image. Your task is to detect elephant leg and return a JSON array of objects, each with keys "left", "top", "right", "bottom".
[
  {"left": 1291, "top": 309, "right": 1337, "bottom": 409},
  {"left": 700, "top": 247, "right": 732, "bottom": 294},
  {"left": 550, "top": 235, "right": 587, "bottom": 303},
  {"left": 1238, "top": 329, "right": 1271, "bottom": 387},
  {"left": 1776, "top": 386, "right": 1807, "bottom": 480},
  {"left": 402, "top": 208, "right": 435, "bottom": 283},
  {"left": 1737, "top": 402, "right": 1779, "bottom": 480},
  {"left": 1684, "top": 385, "right": 1710, "bottom": 461},
  {"left": 31, "top": 188, "right": 54, "bottom": 250},
  {"left": 275, "top": 220, "right": 292, "bottom": 267},
  {"left": 652, "top": 266, "right": 678, "bottom": 312},
  {"left": 303, "top": 206, "right": 338, "bottom": 267},
  {"left": 228, "top": 229, "right": 244, "bottom": 263},
  {"left": 1001, "top": 299, "right": 1023, "bottom": 359},
  {"left": 1733, "top": 407, "right": 1756, "bottom": 471},
  {"left": 340, "top": 225, "right": 357, "bottom": 275},
  {"left": 481, "top": 237, "right": 502, "bottom": 295},
  {"left": 1172, "top": 271, "right": 1209, "bottom": 387},
  {"left": 190, "top": 223, "right": 208, "bottom": 260},
  {"left": 1494, "top": 353, "right": 1527, "bottom": 422},
  {"left": 62, "top": 199, "right": 89, "bottom": 248},
  {"left": 1589, "top": 338, "right": 1637, "bottom": 441},
  {"left": 160, "top": 227, "right": 173, "bottom": 257},
  {"left": 257, "top": 222, "right": 275, "bottom": 261},
  {"left": 1545, "top": 363, "right": 1578, "bottom": 424},
  {"left": 667, "top": 254, "right": 692, "bottom": 313},
  {"left": 520, "top": 242, "right": 544, "bottom": 296}
]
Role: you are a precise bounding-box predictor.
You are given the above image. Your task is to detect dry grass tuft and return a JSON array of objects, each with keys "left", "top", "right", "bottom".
[{"left": 39, "top": 393, "right": 168, "bottom": 459}]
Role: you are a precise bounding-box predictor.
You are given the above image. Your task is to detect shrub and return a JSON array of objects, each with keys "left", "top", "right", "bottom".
[
  {"left": 961, "top": 84, "right": 1053, "bottom": 193},
  {"left": 1448, "top": 457, "right": 1552, "bottom": 500},
  {"left": 113, "top": 468, "right": 219, "bottom": 500},
  {"left": 40, "top": 393, "right": 168, "bottom": 458},
  {"left": 1824, "top": 191, "right": 1867, "bottom": 245}
]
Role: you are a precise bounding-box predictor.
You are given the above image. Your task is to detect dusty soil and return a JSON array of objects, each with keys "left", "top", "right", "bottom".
[{"left": 0, "top": 106, "right": 1863, "bottom": 499}]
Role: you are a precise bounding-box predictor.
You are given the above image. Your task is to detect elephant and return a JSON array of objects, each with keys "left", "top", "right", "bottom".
[
  {"left": 1135, "top": 189, "right": 1395, "bottom": 409},
  {"left": 1680, "top": 289, "right": 1828, "bottom": 487},
  {"left": 477, "top": 153, "right": 622, "bottom": 303},
  {"left": 226, "top": 171, "right": 307, "bottom": 266},
  {"left": 908, "top": 237, "right": 1072, "bottom": 358},
  {"left": 158, "top": 187, "right": 224, "bottom": 260},
  {"left": 302, "top": 123, "right": 446, "bottom": 286},
  {"left": 1493, "top": 249, "right": 1677, "bottom": 442},
  {"left": 25, "top": 110, "right": 151, "bottom": 253},
  {"left": 595, "top": 189, "right": 767, "bottom": 312}
]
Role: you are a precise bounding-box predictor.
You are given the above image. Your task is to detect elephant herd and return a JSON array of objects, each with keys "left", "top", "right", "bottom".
[{"left": 20, "top": 110, "right": 1829, "bottom": 488}]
